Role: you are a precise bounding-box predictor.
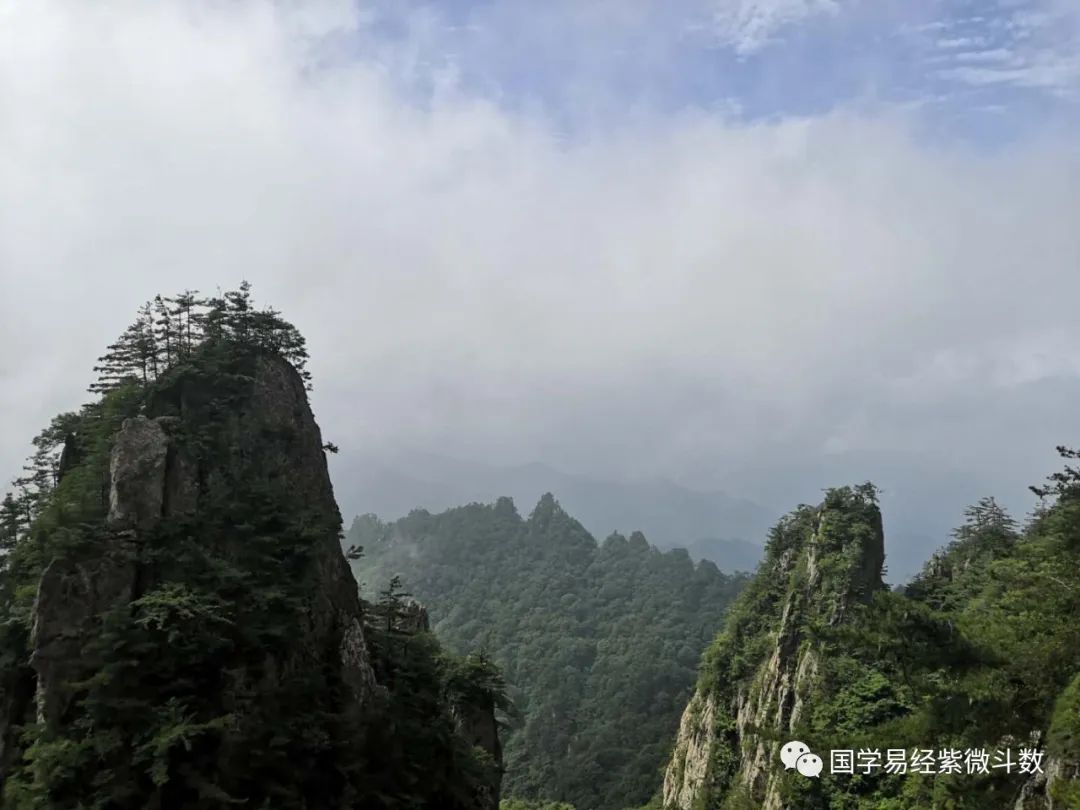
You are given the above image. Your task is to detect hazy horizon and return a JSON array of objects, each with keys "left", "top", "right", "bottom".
[{"left": 3, "top": 0, "right": 1078, "bottom": 584}]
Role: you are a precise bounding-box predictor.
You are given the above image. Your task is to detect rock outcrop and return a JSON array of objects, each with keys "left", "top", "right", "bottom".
[
  {"left": 398, "top": 599, "right": 431, "bottom": 634},
  {"left": 1014, "top": 754, "right": 1080, "bottom": 809},
  {"left": 663, "top": 690, "right": 718, "bottom": 809},
  {"left": 30, "top": 546, "right": 138, "bottom": 730},
  {"left": 455, "top": 685, "right": 504, "bottom": 810},
  {"left": 1015, "top": 676, "right": 1080, "bottom": 809},
  {"left": 662, "top": 486, "right": 885, "bottom": 810},
  {"left": 106, "top": 416, "right": 169, "bottom": 530},
  {"left": 26, "top": 352, "right": 379, "bottom": 756},
  {"left": 3, "top": 292, "right": 505, "bottom": 807}
]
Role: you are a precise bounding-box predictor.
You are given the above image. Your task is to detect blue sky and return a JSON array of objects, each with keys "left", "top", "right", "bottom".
[{"left": 347, "top": 0, "right": 1079, "bottom": 144}]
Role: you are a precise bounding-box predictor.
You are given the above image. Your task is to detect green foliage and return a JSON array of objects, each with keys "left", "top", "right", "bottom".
[
  {"left": 11, "top": 287, "right": 1080, "bottom": 809},
  {"left": 1048, "top": 671, "right": 1080, "bottom": 800},
  {"left": 89, "top": 281, "right": 312, "bottom": 398},
  {"left": 686, "top": 468, "right": 1080, "bottom": 809},
  {"left": 500, "top": 800, "right": 577, "bottom": 810},
  {"left": 0, "top": 290, "right": 498, "bottom": 809},
  {"left": 360, "top": 615, "right": 502, "bottom": 810},
  {"left": 4, "top": 471, "right": 357, "bottom": 807},
  {"left": 348, "top": 497, "right": 747, "bottom": 810}
]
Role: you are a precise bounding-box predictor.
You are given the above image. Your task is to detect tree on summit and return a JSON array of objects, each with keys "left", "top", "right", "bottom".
[{"left": 87, "top": 282, "right": 312, "bottom": 396}]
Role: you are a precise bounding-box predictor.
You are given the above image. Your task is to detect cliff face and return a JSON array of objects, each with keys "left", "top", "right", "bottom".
[
  {"left": 3, "top": 347, "right": 501, "bottom": 808},
  {"left": 664, "top": 690, "right": 718, "bottom": 809},
  {"left": 662, "top": 483, "right": 1080, "bottom": 810},
  {"left": 455, "top": 690, "right": 504, "bottom": 810},
  {"left": 30, "top": 354, "right": 377, "bottom": 738},
  {"left": 1014, "top": 750, "right": 1080, "bottom": 810},
  {"left": 662, "top": 486, "right": 885, "bottom": 810}
]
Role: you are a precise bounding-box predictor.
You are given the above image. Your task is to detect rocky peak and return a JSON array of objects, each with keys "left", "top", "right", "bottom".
[
  {"left": 662, "top": 486, "right": 885, "bottom": 810},
  {"left": 4, "top": 295, "right": 504, "bottom": 807},
  {"left": 23, "top": 350, "right": 380, "bottom": 775}
]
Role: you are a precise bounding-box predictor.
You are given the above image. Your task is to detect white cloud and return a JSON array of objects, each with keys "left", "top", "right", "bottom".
[
  {"left": 940, "top": 57, "right": 1080, "bottom": 93},
  {"left": 952, "top": 48, "right": 1015, "bottom": 63},
  {"left": 0, "top": 0, "right": 1078, "bottom": 540},
  {"left": 711, "top": 0, "right": 845, "bottom": 54},
  {"left": 938, "top": 36, "right": 990, "bottom": 49},
  {"left": 935, "top": 0, "right": 1080, "bottom": 97}
]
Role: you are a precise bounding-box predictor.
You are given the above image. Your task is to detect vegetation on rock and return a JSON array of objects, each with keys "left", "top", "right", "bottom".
[
  {"left": 662, "top": 475, "right": 1080, "bottom": 809},
  {"left": 0, "top": 287, "right": 504, "bottom": 809},
  {"left": 5, "top": 284, "right": 1080, "bottom": 810}
]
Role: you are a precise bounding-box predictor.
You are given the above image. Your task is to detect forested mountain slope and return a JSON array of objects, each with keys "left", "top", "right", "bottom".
[
  {"left": 660, "top": 475, "right": 1080, "bottom": 809},
  {"left": 0, "top": 288, "right": 504, "bottom": 809},
  {"left": 347, "top": 498, "right": 749, "bottom": 810},
  {"left": 333, "top": 452, "right": 772, "bottom": 572}
]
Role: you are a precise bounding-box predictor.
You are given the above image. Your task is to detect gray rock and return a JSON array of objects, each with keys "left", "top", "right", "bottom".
[
  {"left": 163, "top": 440, "right": 200, "bottom": 517},
  {"left": 107, "top": 416, "right": 169, "bottom": 530},
  {"left": 663, "top": 691, "right": 717, "bottom": 810},
  {"left": 30, "top": 544, "right": 137, "bottom": 731},
  {"left": 398, "top": 600, "right": 430, "bottom": 634},
  {"left": 18, "top": 352, "right": 384, "bottom": 786},
  {"left": 1014, "top": 752, "right": 1080, "bottom": 809},
  {"left": 455, "top": 697, "right": 504, "bottom": 810},
  {"left": 662, "top": 495, "right": 885, "bottom": 810}
]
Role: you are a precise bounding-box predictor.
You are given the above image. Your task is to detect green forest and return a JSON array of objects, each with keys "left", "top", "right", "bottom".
[
  {"left": 346, "top": 500, "right": 747, "bottom": 810},
  {"left": 2, "top": 288, "right": 1080, "bottom": 809},
  {"left": 657, "top": 480, "right": 1080, "bottom": 809}
]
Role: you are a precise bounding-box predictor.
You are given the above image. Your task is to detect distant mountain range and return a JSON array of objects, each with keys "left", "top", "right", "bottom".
[{"left": 331, "top": 451, "right": 775, "bottom": 573}]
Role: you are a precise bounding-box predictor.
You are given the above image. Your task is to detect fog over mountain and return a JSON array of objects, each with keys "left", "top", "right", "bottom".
[
  {"left": 3, "top": 0, "right": 1079, "bottom": 587},
  {"left": 330, "top": 448, "right": 1004, "bottom": 580},
  {"left": 332, "top": 450, "right": 773, "bottom": 573}
]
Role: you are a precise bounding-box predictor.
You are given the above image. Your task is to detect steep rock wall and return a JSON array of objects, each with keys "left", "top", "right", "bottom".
[
  {"left": 662, "top": 487, "right": 885, "bottom": 809},
  {"left": 28, "top": 355, "right": 379, "bottom": 734}
]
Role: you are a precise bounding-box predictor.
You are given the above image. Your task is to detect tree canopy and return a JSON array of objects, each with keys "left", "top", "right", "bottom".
[{"left": 347, "top": 495, "right": 748, "bottom": 810}]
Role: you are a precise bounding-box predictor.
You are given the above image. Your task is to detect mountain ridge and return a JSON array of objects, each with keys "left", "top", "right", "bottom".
[
  {"left": 333, "top": 450, "right": 774, "bottom": 573},
  {"left": 347, "top": 493, "right": 749, "bottom": 810}
]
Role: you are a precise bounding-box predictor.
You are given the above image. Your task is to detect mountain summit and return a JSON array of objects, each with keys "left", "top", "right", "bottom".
[{"left": 0, "top": 290, "right": 503, "bottom": 809}]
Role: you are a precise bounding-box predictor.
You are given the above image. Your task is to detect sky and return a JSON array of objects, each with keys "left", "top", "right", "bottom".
[{"left": 1, "top": 0, "right": 1079, "bottom": 574}]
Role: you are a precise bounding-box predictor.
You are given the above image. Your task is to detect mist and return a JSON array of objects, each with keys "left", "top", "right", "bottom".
[{"left": 3, "top": 0, "right": 1079, "bottom": 578}]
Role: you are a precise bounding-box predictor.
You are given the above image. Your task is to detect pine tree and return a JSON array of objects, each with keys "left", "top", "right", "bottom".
[
  {"left": 375, "top": 575, "right": 412, "bottom": 636},
  {"left": 0, "top": 493, "right": 23, "bottom": 553},
  {"left": 90, "top": 307, "right": 157, "bottom": 394},
  {"left": 1031, "top": 445, "right": 1080, "bottom": 500},
  {"left": 223, "top": 280, "right": 254, "bottom": 341},
  {"left": 168, "top": 290, "right": 201, "bottom": 358},
  {"left": 89, "top": 322, "right": 142, "bottom": 394},
  {"left": 956, "top": 496, "right": 1016, "bottom": 540},
  {"left": 136, "top": 302, "right": 160, "bottom": 381},
  {"left": 88, "top": 284, "right": 312, "bottom": 396},
  {"left": 201, "top": 291, "right": 228, "bottom": 342},
  {"left": 152, "top": 295, "right": 176, "bottom": 368}
]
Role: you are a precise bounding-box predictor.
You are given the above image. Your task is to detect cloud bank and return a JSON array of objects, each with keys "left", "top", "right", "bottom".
[{"left": 1, "top": 0, "right": 1079, "bottom": 574}]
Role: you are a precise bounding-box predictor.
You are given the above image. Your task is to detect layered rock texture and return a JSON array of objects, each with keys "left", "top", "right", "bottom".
[{"left": 662, "top": 485, "right": 886, "bottom": 809}]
